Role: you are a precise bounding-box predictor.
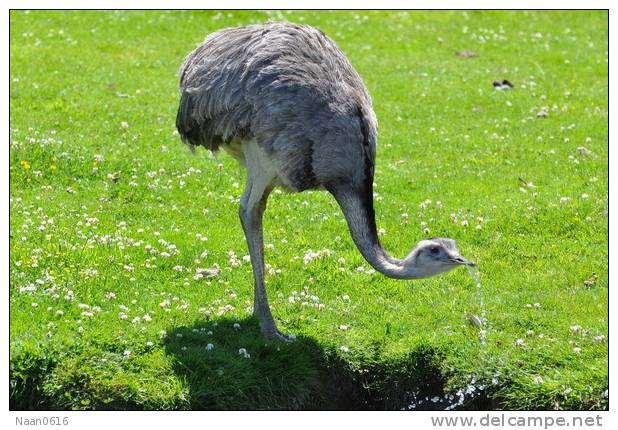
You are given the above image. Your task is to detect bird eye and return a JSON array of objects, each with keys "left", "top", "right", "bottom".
[{"left": 430, "top": 247, "right": 440, "bottom": 254}]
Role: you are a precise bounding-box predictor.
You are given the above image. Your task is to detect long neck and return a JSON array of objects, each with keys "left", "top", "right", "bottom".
[{"left": 328, "top": 183, "right": 422, "bottom": 280}]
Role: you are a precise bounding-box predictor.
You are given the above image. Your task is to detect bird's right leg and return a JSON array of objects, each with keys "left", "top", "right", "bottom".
[{"left": 239, "top": 171, "right": 293, "bottom": 342}]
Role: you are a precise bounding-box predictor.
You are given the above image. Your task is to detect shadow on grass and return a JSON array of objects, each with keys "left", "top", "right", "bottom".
[
  {"left": 163, "top": 316, "right": 483, "bottom": 410},
  {"left": 163, "top": 316, "right": 352, "bottom": 410},
  {"left": 10, "top": 318, "right": 495, "bottom": 410}
]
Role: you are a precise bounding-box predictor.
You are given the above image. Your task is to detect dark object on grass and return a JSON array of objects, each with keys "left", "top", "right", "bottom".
[{"left": 493, "top": 79, "right": 514, "bottom": 90}]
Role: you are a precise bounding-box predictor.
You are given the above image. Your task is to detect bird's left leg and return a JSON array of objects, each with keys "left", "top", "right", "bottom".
[{"left": 239, "top": 170, "right": 293, "bottom": 342}]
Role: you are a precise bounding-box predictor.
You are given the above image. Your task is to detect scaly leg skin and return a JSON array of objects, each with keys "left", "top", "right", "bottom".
[{"left": 239, "top": 163, "right": 295, "bottom": 342}]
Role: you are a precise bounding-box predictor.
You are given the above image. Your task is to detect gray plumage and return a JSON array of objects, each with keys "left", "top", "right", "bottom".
[
  {"left": 177, "top": 22, "right": 376, "bottom": 192},
  {"left": 176, "top": 22, "right": 474, "bottom": 341}
]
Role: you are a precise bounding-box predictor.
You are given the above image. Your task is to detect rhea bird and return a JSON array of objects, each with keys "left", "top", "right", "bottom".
[{"left": 176, "top": 22, "right": 475, "bottom": 341}]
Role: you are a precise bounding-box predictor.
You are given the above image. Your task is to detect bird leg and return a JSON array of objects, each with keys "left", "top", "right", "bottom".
[{"left": 239, "top": 178, "right": 293, "bottom": 342}]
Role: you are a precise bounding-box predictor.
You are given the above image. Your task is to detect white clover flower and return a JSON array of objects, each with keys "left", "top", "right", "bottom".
[
  {"left": 159, "top": 299, "right": 171, "bottom": 308},
  {"left": 238, "top": 348, "right": 250, "bottom": 358},
  {"left": 233, "top": 323, "right": 241, "bottom": 330},
  {"left": 19, "top": 284, "right": 37, "bottom": 293},
  {"left": 339, "top": 325, "right": 349, "bottom": 331},
  {"left": 593, "top": 335, "right": 606, "bottom": 343},
  {"left": 515, "top": 339, "right": 525, "bottom": 347},
  {"left": 340, "top": 345, "right": 350, "bottom": 353},
  {"left": 206, "top": 343, "right": 214, "bottom": 350}
]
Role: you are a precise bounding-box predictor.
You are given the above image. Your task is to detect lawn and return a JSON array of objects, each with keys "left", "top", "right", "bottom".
[{"left": 9, "top": 10, "right": 608, "bottom": 410}]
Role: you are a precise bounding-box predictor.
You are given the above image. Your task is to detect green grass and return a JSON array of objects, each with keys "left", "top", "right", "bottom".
[{"left": 9, "top": 10, "right": 608, "bottom": 410}]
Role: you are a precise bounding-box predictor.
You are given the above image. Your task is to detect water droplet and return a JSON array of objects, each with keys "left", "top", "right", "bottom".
[{"left": 467, "top": 265, "right": 487, "bottom": 344}]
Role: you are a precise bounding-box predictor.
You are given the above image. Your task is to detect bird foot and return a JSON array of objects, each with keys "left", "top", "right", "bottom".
[{"left": 262, "top": 327, "right": 296, "bottom": 342}]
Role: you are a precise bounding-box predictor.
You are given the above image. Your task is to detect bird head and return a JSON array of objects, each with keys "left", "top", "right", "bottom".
[{"left": 404, "top": 237, "right": 475, "bottom": 278}]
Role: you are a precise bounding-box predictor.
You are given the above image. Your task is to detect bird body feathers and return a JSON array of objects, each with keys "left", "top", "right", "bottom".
[{"left": 176, "top": 22, "right": 377, "bottom": 192}]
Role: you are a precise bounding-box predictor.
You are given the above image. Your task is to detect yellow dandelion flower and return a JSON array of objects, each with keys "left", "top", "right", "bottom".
[{"left": 20, "top": 160, "right": 31, "bottom": 170}]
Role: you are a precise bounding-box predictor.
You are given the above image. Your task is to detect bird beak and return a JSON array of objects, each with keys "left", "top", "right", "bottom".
[{"left": 451, "top": 256, "right": 476, "bottom": 266}]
